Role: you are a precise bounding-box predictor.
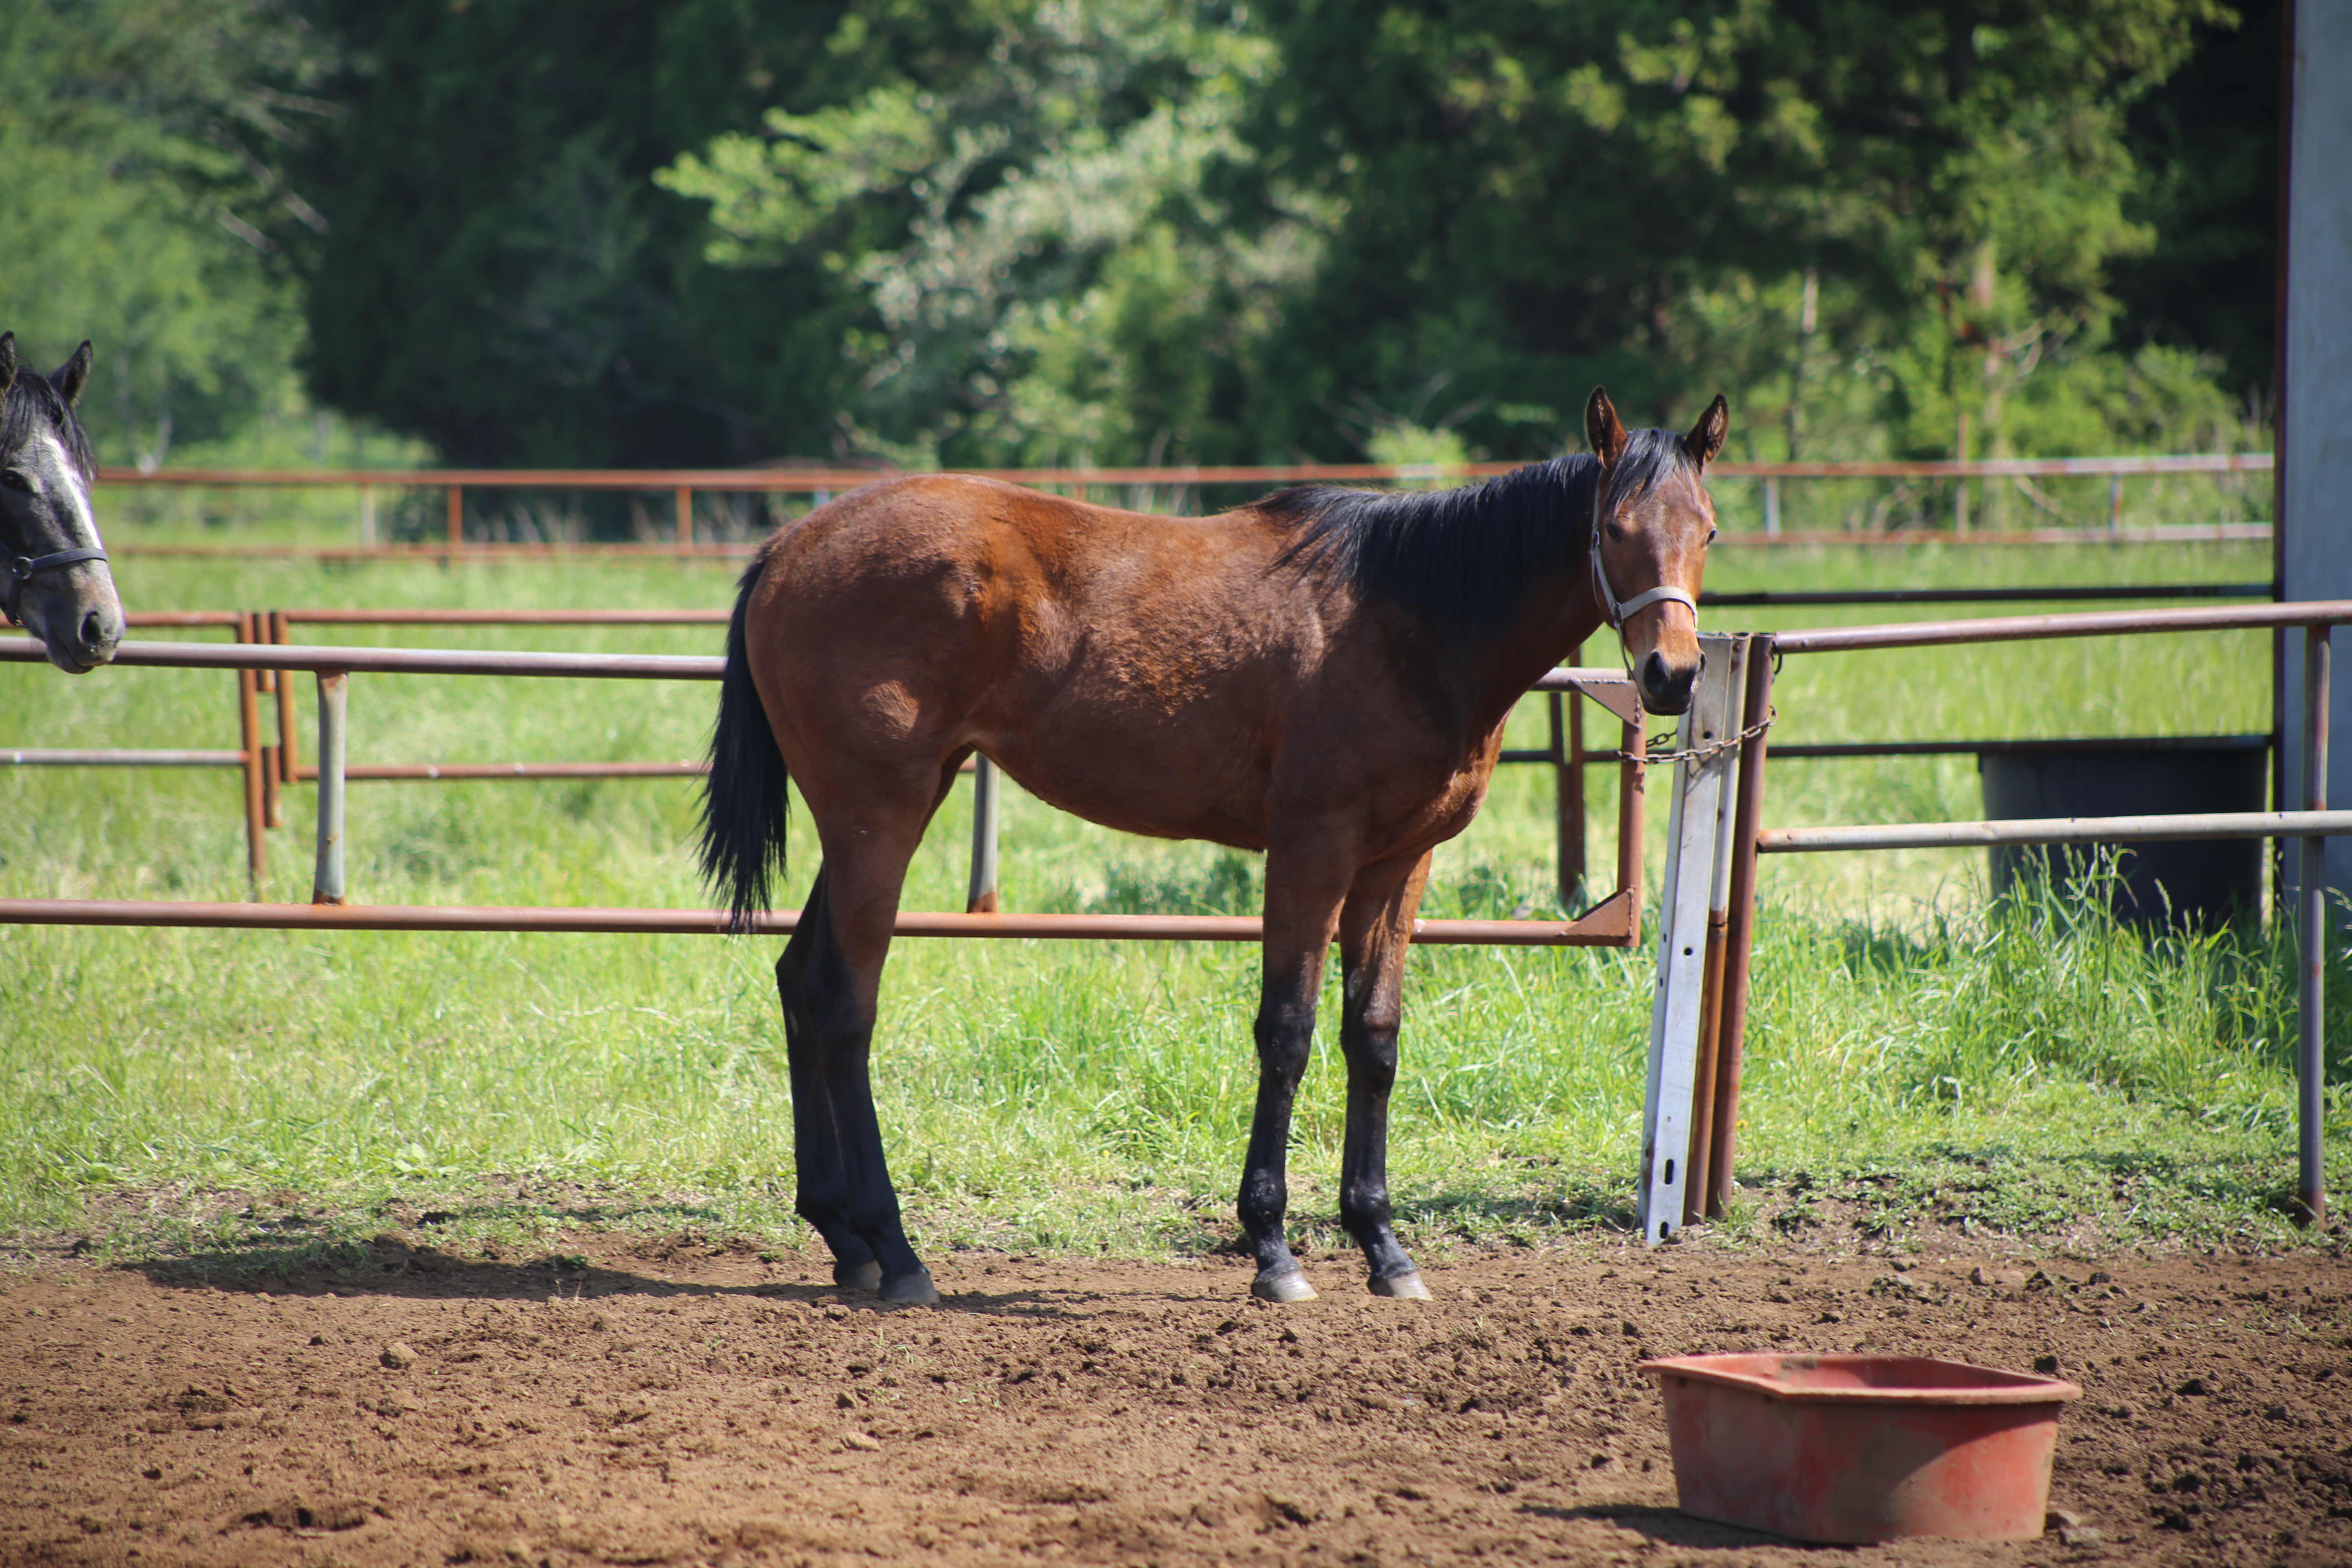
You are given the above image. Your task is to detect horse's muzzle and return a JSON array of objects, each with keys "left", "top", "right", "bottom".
[
  {"left": 1639, "top": 649, "right": 1699, "bottom": 716},
  {"left": 19, "top": 566, "right": 123, "bottom": 673}
]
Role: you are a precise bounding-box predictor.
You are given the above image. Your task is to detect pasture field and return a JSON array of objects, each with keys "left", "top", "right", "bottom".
[{"left": 0, "top": 536, "right": 2340, "bottom": 1280}]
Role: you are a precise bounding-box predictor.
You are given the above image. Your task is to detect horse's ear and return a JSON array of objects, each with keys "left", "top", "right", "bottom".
[
  {"left": 1584, "top": 387, "right": 1627, "bottom": 467},
  {"left": 1683, "top": 394, "right": 1728, "bottom": 468},
  {"left": 52, "top": 341, "right": 92, "bottom": 409},
  {"left": 0, "top": 333, "right": 16, "bottom": 396}
]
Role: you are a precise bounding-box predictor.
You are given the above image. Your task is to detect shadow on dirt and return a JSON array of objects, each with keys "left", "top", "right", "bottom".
[
  {"left": 1521, "top": 1502, "right": 1786, "bottom": 1550},
  {"left": 121, "top": 1230, "right": 1127, "bottom": 1319}
]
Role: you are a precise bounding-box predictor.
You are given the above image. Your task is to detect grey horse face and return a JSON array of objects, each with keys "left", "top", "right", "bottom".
[{"left": 1, "top": 336, "right": 121, "bottom": 673}]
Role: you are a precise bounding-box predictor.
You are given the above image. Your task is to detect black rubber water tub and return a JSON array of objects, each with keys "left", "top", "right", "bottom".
[{"left": 1978, "top": 737, "right": 2269, "bottom": 932}]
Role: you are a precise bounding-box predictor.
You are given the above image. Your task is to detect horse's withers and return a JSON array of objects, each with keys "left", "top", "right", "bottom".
[{"left": 1, "top": 334, "right": 120, "bottom": 673}]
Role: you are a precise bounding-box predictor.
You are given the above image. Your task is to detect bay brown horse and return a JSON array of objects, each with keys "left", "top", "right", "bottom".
[{"left": 701, "top": 388, "right": 1726, "bottom": 1304}]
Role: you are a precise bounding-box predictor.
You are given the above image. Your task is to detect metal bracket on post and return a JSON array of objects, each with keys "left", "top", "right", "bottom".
[
  {"left": 312, "top": 670, "right": 350, "bottom": 906},
  {"left": 967, "top": 755, "right": 1002, "bottom": 914},
  {"left": 1639, "top": 632, "right": 1748, "bottom": 1245}
]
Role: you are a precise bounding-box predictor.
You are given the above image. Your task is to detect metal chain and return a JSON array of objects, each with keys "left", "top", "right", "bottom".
[{"left": 1601, "top": 706, "right": 1776, "bottom": 767}]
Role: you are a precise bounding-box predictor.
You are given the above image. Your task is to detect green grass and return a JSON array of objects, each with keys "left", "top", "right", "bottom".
[{"left": 3, "top": 537, "right": 2341, "bottom": 1273}]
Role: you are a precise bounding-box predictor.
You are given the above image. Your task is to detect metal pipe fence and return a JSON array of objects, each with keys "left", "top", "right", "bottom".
[
  {"left": 1637, "top": 598, "right": 2352, "bottom": 1255},
  {"left": 88, "top": 453, "right": 2274, "bottom": 555},
  {"left": 0, "top": 636, "right": 1653, "bottom": 947},
  {"left": 8, "top": 597, "right": 2339, "bottom": 1240},
  {"left": 7, "top": 578, "right": 2272, "bottom": 902}
]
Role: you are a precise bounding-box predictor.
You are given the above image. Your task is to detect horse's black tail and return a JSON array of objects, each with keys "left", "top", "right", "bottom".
[{"left": 699, "top": 554, "right": 791, "bottom": 934}]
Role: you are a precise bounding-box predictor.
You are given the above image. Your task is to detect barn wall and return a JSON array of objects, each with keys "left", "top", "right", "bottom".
[{"left": 2281, "top": 0, "right": 2352, "bottom": 897}]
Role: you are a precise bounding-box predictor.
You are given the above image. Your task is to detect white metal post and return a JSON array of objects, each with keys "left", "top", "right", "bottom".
[{"left": 1639, "top": 632, "right": 1744, "bottom": 1244}]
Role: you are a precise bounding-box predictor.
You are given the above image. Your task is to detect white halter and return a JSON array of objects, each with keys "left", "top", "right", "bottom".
[{"left": 1589, "top": 470, "right": 1697, "bottom": 632}]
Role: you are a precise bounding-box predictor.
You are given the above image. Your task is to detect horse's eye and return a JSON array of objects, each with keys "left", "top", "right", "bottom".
[
  {"left": 0, "top": 470, "right": 27, "bottom": 492},
  {"left": 1706, "top": 526, "right": 1718, "bottom": 544}
]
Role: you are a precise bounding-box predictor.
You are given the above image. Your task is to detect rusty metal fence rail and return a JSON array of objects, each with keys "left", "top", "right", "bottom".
[{"left": 0, "top": 636, "right": 1653, "bottom": 949}]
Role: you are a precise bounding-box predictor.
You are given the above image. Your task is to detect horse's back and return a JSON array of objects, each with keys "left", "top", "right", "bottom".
[
  {"left": 741, "top": 476, "right": 1341, "bottom": 840},
  {"left": 751, "top": 474, "right": 1286, "bottom": 672}
]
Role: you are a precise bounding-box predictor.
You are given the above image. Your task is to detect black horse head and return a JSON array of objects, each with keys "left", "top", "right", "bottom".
[{"left": 1, "top": 333, "right": 120, "bottom": 672}]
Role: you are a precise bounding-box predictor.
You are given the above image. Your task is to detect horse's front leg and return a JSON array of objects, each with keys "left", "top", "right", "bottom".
[
  {"left": 1336, "top": 850, "right": 1437, "bottom": 1298},
  {"left": 1240, "top": 853, "right": 1350, "bottom": 1303}
]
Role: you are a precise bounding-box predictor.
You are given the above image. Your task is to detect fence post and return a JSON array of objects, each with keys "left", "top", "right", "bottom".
[
  {"left": 676, "top": 486, "right": 694, "bottom": 553},
  {"left": 234, "top": 613, "right": 266, "bottom": 897},
  {"left": 1706, "top": 635, "right": 1775, "bottom": 1218},
  {"left": 256, "top": 610, "right": 283, "bottom": 832},
  {"left": 967, "top": 755, "right": 1002, "bottom": 913},
  {"left": 1683, "top": 635, "right": 1751, "bottom": 1224},
  {"left": 2299, "top": 624, "right": 2330, "bottom": 1227},
  {"left": 271, "top": 611, "right": 298, "bottom": 792},
  {"left": 1552, "top": 640, "right": 1588, "bottom": 904},
  {"left": 1638, "top": 632, "right": 1740, "bottom": 1243},
  {"left": 312, "top": 670, "right": 350, "bottom": 905},
  {"left": 446, "top": 485, "right": 463, "bottom": 552}
]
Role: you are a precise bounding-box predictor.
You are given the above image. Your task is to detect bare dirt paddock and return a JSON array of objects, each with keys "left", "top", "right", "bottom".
[{"left": 2, "top": 1234, "right": 2346, "bottom": 1568}]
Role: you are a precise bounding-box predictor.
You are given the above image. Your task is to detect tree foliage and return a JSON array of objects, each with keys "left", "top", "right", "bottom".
[
  {"left": 0, "top": 0, "right": 332, "bottom": 468},
  {"left": 661, "top": 0, "right": 1305, "bottom": 466},
  {"left": 1239, "top": 0, "right": 2242, "bottom": 463},
  {"left": 7, "top": 0, "right": 2276, "bottom": 474}
]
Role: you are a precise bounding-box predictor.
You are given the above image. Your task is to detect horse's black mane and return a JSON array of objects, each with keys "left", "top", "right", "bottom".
[
  {"left": 1264, "top": 428, "right": 1697, "bottom": 636},
  {"left": 0, "top": 368, "right": 95, "bottom": 482}
]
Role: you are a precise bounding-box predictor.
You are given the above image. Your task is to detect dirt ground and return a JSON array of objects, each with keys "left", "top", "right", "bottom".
[{"left": 1, "top": 1231, "right": 2346, "bottom": 1568}]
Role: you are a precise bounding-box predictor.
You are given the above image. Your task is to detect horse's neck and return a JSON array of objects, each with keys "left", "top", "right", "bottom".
[{"left": 1459, "top": 574, "right": 1612, "bottom": 734}]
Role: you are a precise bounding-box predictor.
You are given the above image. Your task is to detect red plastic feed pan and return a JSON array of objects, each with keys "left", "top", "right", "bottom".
[{"left": 1638, "top": 1353, "right": 2082, "bottom": 1544}]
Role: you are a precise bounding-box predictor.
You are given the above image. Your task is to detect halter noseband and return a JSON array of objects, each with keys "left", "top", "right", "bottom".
[
  {"left": 4, "top": 548, "right": 109, "bottom": 626},
  {"left": 1588, "top": 474, "right": 1695, "bottom": 633}
]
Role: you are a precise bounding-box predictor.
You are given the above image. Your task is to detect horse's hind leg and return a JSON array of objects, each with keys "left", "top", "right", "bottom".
[
  {"left": 1334, "top": 850, "right": 1436, "bottom": 1299},
  {"left": 777, "top": 766, "right": 956, "bottom": 1305},
  {"left": 775, "top": 867, "right": 883, "bottom": 1291}
]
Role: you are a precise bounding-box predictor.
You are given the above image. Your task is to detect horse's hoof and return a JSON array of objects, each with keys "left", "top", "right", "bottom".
[
  {"left": 835, "top": 1260, "right": 883, "bottom": 1292},
  {"left": 1369, "top": 1271, "right": 1432, "bottom": 1301},
  {"left": 1250, "top": 1269, "right": 1319, "bottom": 1304},
  {"left": 879, "top": 1267, "right": 938, "bottom": 1306}
]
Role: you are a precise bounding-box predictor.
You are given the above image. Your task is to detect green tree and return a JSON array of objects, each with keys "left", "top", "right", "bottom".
[
  {"left": 658, "top": 0, "right": 1307, "bottom": 466},
  {"left": 1243, "top": 0, "right": 2233, "bottom": 463},
  {"left": 293, "top": 0, "right": 1009, "bottom": 467},
  {"left": 0, "top": 0, "right": 332, "bottom": 468},
  {"left": 2108, "top": 1, "right": 2278, "bottom": 410}
]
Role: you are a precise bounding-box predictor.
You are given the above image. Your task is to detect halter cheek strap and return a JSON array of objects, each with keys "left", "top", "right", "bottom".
[{"left": 4, "top": 547, "right": 109, "bottom": 626}]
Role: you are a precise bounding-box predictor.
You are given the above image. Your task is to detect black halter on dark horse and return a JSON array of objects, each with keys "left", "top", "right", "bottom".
[
  {"left": 0, "top": 332, "right": 121, "bottom": 673},
  {"left": 700, "top": 385, "right": 1725, "bottom": 1305}
]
